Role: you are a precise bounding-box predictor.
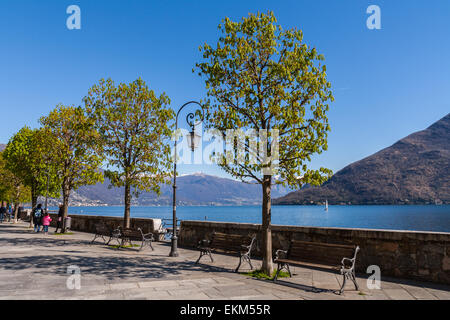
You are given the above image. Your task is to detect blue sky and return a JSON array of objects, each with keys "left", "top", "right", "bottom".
[{"left": 0, "top": 0, "right": 449, "bottom": 178}]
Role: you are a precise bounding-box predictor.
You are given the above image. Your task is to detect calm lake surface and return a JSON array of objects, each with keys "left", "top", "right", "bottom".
[{"left": 50, "top": 205, "right": 450, "bottom": 233}]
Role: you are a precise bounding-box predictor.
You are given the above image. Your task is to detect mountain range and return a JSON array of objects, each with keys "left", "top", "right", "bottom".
[
  {"left": 43, "top": 173, "right": 293, "bottom": 206},
  {"left": 274, "top": 113, "right": 450, "bottom": 205},
  {"left": 3, "top": 112, "right": 450, "bottom": 206}
]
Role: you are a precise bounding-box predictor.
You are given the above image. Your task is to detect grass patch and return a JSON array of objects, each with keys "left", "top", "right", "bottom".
[
  {"left": 358, "top": 291, "right": 366, "bottom": 296},
  {"left": 242, "top": 269, "right": 291, "bottom": 280},
  {"left": 108, "top": 244, "right": 140, "bottom": 249},
  {"left": 53, "top": 232, "right": 75, "bottom": 235}
]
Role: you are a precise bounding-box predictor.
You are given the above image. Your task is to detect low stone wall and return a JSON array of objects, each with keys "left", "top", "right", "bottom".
[
  {"left": 18, "top": 211, "right": 160, "bottom": 240},
  {"left": 179, "top": 220, "right": 450, "bottom": 285}
]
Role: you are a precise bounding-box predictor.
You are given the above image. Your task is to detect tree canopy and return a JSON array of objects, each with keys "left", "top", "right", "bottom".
[
  {"left": 40, "top": 104, "right": 104, "bottom": 225},
  {"left": 84, "top": 78, "right": 175, "bottom": 227},
  {"left": 3, "top": 126, "right": 61, "bottom": 210},
  {"left": 195, "top": 11, "right": 334, "bottom": 274}
]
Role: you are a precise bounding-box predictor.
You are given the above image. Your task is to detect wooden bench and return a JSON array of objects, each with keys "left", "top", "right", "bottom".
[
  {"left": 90, "top": 223, "right": 121, "bottom": 246},
  {"left": 120, "top": 227, "right": 155, "bottom": 251},
  {"left": 274, "top": 240, "right": 360, "bottom": 294},
  {"left": 196, "top": 232, "right": 257, "bottom": 273}
]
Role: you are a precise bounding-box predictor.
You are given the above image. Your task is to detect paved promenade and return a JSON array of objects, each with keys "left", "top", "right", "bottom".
[{"left": 0, "top": 222, "right": 449, "bottom": 300}]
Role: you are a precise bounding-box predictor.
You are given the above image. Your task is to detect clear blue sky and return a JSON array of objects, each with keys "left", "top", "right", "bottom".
[{"left": 0, "top": 0, "right": 449, "bottom": 178}]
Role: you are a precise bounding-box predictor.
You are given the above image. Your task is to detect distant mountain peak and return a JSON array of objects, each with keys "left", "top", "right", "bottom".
[{"left": 274, "top": 113, "right": 450, "bottom": 205}]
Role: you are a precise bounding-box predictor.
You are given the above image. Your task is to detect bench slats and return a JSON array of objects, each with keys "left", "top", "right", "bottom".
[{"left": 275, "top": 258, "right": 341, "bottom": 271}]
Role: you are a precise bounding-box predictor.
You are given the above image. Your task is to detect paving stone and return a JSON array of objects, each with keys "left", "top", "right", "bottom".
[
  {"left": 1, "top": 222, "right": 449, "bottom": 300},
  {"left": 109, "top": 282, "right": 139, "bottom": 290},
  {"left": 399, "top": 285, "right": 438, "bottom": 300},
  {"left": 384, "top": 289, "right": 416, "bottom": 300}
]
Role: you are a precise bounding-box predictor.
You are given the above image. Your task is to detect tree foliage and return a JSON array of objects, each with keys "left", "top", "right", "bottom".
[
  {"left": 0, "top": 151, "right": 31, "bottom": 221},
  {"left": 84, "top": 78, "right": 175, "bottom": 227},
  {"left": 195, "top": 12, "right": 334, "bottom": 274},
  {"left": 40, "top": 104, "right": 104, "bottom": 224},
  {"left": 3, "top": 126, "right": 61, "bottom": 210}
]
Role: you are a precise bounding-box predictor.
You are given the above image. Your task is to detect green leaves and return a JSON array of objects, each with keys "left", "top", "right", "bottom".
[
  {"left": 40, "top": 104, "right": 104, "bottom": 193},
  {"left": 195, "top": 11, "right": 334, "bottom": 188},
  {"left": 3, "top": 126, "right": 61, "bottom": 204},
  {"left": 84, "top": 77, "right": 175, "bottom": 199}
]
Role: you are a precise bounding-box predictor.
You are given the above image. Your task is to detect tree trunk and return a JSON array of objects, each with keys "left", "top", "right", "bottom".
[
  {"left": 261, "top": 175, "right": 273, "bottom": 275},
  {"left": 30, "top": 184, "right": 38, "bottom": 228},
  {"left": 61, "top": 179, "right": 71, "bottom": 233},
  {"left": 13, "top": 202, "right": 19, "bottom": 223},
  {"left": 124, "top": 182, "right": 131, "bottom": 228}
]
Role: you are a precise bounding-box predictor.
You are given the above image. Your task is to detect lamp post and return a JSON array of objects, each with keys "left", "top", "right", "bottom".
[{"left": 169, "top": 101, "right": 204, "bottom": 257}]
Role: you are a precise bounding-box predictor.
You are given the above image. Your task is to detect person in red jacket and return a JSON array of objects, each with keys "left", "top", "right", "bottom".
[{"left": 42, "top": 212, "right": 52, "bottom": 236}]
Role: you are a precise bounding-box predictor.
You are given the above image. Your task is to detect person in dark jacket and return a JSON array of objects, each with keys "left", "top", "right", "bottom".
[
  {"left": 32, "top": 204, "right": 43, "bottom": 233},
  {"left": 0, "top": 204, "right": 6, "bottom": 223},
  {"left": 54, "top": 204, "right": 64, "bottom": 233}
]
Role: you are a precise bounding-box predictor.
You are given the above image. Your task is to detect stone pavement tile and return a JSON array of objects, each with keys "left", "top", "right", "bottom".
[
  {"left": 232, "top": 294, "right": 282, "bottom": 300},
  {"left": 423, "top": 288, "right": 450, "bottom": 300},
  {"left": 363, "top": 290, "right": 390, "bottom": 300},
  {"left": 253, "top": 287, "right": 302, "bottom": 300},
  {"left": 138, "top": 279, "right": 180, "bottom": 288},
  {"left": 82, "top": 293, "right": 126, "bottom": 300},
  {"left": 169, "top": 293, "right": 211, "bottom": 300},
  {"left": 340, "top": 291, "right": 366, "bottom": 300},
  {"left": 378, "top": 280, "right": 403, "bottom": 289},
  {"left": 109, "top": 282, "right": 139, "bottom": 290},
  {"left": 200, "top": 287, "right": 226, "bottom": 299},
  {"left": 122, "top": 288, "right": 172, "bottom": 300},
  {"left": 165, "top": 287, "right": 211, "bottom": 300},
  {"left": 212, "top": 284, "right": 265, "bottom": 298},
  {"left": 399, "top": 285, "right": 438, "bottom": 300},
  {"left": 383, "top": 288, "right": 416, "bottom": 300}
]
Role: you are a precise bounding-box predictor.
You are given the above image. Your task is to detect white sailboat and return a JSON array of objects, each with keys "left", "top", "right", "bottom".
[{"left": 324, "top": 199, "right": 328, "bottom": 211}]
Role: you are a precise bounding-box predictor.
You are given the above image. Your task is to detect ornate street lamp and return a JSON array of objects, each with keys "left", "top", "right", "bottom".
[{"left": 169, "top": 101, "right": 204, "bottom": 257}]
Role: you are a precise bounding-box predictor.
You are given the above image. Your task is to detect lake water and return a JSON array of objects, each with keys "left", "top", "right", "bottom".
[{"left": 48, "top": 205, "right": 450, "bottom": 233}]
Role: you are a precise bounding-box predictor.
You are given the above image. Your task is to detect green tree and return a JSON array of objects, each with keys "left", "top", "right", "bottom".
[
  {"left": 40, "top": 105, "right": 104, "bottom": 229},
  {"left": 195, "top": 12, "right": 334, "bottom": 274},
  {"left": 0, "top": 152, "right": 31, "bottom": 222},
  {"left": 84, "top": 78, "right": 175, "bottom": 228},
  {"left": 3, "top": 127, "right": 61, "bottom": 220}
]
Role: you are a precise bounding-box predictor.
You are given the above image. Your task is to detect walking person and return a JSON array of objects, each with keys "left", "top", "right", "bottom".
[
  {"left": 0, "top": 204, "right": 6, "bottom": 223},
  {"left": 54, "top": 204, "right": 63, "bottom": 233},
  {"left": 42, "top": 211, "right": 52, "bottom": 236},
  {"left": 7, "top": 204, "right": 12, "bottom": 222},
  {"left": 32, "top": 204, "right": 43, "bottom": 233}
]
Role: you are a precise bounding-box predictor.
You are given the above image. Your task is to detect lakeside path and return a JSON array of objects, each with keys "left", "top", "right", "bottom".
[{"left": 1, "top": 222, "right": 449, "bottom": 300}]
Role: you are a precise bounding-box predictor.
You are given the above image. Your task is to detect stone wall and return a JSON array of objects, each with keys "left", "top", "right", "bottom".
[
  {"left": 179, "top": 220, "right": 450, "bottom": 285},
  {"left": 18, "top": 211, "right": 162, "bottom": 240}
]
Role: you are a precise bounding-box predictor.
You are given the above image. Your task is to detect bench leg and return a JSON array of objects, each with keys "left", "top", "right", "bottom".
[
  {"left": 91, "top": 234, "right": 98, "bottom": 244},
  {"left": 273, "top": 263, "right": 282, "bottom": 282},
  {"left": 149, "top": 240, "right": 154, "bottom": 251},
  {"left": 196, "top": 250, "right": 209, "bottom": 264},
  {"left": 286, "top": 264, "right": 292, "bottom": 277},
  {"left": 245, "top": 255, "right": 253, "bottom": 270},
  {"left": 339, "top": 273, "right": 348, "bottom": 295},
  {"left": 273, "top": 263, "right": 291, "bottom": 282},
  {"left": 235, "top": 256, "right": 243, "bottom": 273},
  {"left": 351, "top": 272, "right": 359, "bottom": 291},
  {"left": 208, "top": 250, "right": 214, "bottom": 262}
]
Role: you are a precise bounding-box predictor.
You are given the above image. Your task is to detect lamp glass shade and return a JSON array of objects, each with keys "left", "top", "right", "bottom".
[{"left": 186, "top": 130, "right": 201, "bottom": 151}]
